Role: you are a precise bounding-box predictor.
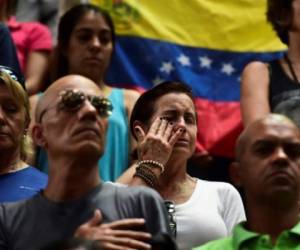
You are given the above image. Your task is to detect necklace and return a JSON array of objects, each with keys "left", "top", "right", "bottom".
[{"left": 284, "top": 54, "right": 300, "bottom": 84}]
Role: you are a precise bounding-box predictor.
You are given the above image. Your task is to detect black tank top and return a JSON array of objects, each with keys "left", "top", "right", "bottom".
[{"left": 269, "top": 58, "right": 300, "bottom": 126}]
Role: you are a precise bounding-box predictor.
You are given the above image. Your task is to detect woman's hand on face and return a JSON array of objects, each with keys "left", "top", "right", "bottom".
[{"left": 134, "top": 117, "right": 183, "bottom": 166}]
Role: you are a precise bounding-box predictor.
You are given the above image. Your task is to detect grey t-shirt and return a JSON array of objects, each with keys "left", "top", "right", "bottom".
[{"left": 0, "top": 182, "right": 171, "bottom": 250}]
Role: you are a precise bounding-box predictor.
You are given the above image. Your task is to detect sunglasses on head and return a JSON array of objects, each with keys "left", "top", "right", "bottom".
[
  {"left": 164, "top": 200, "right": 177, "bottom": 238},
  {"left": 39, "top": 89, "right": 113, "bottom": 122},
  {"left": 0, "top": 66, "right": 25, "bottom": 89}
]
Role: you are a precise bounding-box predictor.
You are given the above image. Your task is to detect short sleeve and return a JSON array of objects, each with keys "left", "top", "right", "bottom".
[
  {"left": 220, "top": 184, "right": 246, "bottom": 234},
  {"left": 26, "top": 22, "right": 52, "bottom": 52}
]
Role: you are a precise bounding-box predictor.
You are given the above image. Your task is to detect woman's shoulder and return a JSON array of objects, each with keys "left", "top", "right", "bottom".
[
  {"left": 123, "top": 88, "right": 141, "bottom": 101},
  {"left": 197, "top": 179, "right": 239, "bottom": 196},
  {"left": 122, "top": 88, "right": 141, "bottom": 113},
  {"left": 242, "top": 61, "right": 269, "bottom": 81},
  {"left": 243, "top": 61, "right": 270, "bottom": 78},
  {"left": 109, "top": 87, "right": 140, "bottom": 103},
  {"left": 243, "top": 61, "right": 268, "bottom": 71}
]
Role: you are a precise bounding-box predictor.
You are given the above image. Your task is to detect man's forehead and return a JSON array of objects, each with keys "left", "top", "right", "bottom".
[
  {"left": 56, "top": 86, "right": 102, "bottom": 96},
  {"left": 236, "top": 114, "right": 300, "bottom": 159},
  {"left": 249, "top": 120, "right": 300, "bottom": 144},
  {"left": 47, "top": 77, "right": 102, "bottom": 98},
  {"left": 37, "top": 75, "right": 102, "bottom": 118},
  {"left": 53, "top": 80, "right": 101, "bottom": 95}
]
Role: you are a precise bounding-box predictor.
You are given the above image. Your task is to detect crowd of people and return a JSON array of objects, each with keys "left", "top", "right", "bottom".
[{"left": 0, "top": 0, "right": 300, "bottom": 250}]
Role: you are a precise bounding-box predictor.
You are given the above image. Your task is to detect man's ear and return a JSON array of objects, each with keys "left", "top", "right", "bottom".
[
  {"left": 31, "top": 124, "right": 47, "bottom": 149},
  {"left": 229, "top": 161, "right": 242, "bottom": 187}
]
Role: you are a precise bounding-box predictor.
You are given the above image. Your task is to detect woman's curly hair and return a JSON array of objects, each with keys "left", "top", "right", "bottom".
[{"left": 267, "top": 0, "right": 294, "bottom": 45}]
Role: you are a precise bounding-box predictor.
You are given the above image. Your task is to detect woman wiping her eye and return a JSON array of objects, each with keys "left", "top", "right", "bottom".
[{"left": 118, "top": 81, "right": 246, "bottom": 250}]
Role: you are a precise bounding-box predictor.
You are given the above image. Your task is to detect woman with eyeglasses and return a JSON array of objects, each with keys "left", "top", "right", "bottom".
[
  {"left": 118, "top": 81, "right": 246, "bottom": 250},
  {"left": 30, "top": 4, "right": 140, "bottom": 181},
  {"left": 0, "top": 66, "right": 47, "bottom": 202}
]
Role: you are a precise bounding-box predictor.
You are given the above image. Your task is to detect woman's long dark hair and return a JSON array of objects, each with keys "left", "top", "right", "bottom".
[{"left": 43, "top": 4, "right": 115, "bottom": 90}]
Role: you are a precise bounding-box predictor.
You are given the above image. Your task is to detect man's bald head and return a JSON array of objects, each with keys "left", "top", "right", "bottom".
[
  {"left": 32, "top": 74, "right": 108, "bottom": 163},
  {"left": 236, "top": 114, "right": 299, "bottom": 161},
  {"left": 233, "top": 114, "right": 300, "bottom": 210},
  {"left": 35, "top": 75, "right": 102, "bottom": 123}
]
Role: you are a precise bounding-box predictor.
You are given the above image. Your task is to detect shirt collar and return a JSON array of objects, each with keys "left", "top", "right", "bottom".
[
  {"left": 233, "top": 220, "right": 300, "bottom": 250},
  {"left": 290, "top": 220, "right": 300, "bottom": 236},
  {"left": 232, "top": 222, "right": 260, "bottom": 250}
]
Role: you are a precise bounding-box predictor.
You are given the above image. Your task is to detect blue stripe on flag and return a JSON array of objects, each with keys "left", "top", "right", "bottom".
[{"left": 106, "top": 36, "right": 284, "bottom": 101}]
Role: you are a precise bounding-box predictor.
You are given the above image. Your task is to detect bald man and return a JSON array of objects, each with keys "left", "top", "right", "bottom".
[
  {"left": 0, "top": 75, "right": 173, "bottom": 250},
  {"left": 194, "top": 114, "right": 300, "bottom": 250}
]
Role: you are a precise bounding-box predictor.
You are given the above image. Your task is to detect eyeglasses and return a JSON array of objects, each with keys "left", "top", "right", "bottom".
[
  {"left": 164, "top": 200, "right": 177, "bottom": 238},
  {"left": 39, "top": 89, "right": 113, "bottom": 122},
  {"left": 0, "top": 66, "right": 25, "bottom": 89}
]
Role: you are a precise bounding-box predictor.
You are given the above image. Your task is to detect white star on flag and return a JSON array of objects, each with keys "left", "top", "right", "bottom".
[
  {"left": 177, "top": 54, "right": 191, "bottom": 66},
  {"left": 199, "top": 56, "right": 212, "bottom": 69},
  {"left": 221, "top": 63, "right": 235, "bottom": 75},
  {"left": 153, "top": 76, "right": 164, "bottom": 86},
  {"left": 160, "top": 62, "right": 174, "bottom": 74}
]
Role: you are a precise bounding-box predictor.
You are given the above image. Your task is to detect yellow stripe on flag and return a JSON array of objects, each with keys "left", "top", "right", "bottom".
[{"left": 91, "top": 0, "right": 286, "bottom": 52}]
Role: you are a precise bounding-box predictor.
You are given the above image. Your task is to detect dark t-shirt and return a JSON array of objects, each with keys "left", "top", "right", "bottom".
[
  {"left": 269, "top": 59, "right": 300, "bottom": 127},
  {"left": 0, "top": 182, "right": 172, "bottom": 250},
  {"left": 0, "top": 23, "right": 22, "bottom": 76}
]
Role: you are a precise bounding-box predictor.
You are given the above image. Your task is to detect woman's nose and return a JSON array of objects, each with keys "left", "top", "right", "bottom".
[
  {"left": 178, "top": 116, "right": 186, "bottom": 126},
  {"left": 174, "top": 117, "right": 186, "bottom": 132},
  {"left": 90, "top": 36, "right": 101, "bottom": 49}
]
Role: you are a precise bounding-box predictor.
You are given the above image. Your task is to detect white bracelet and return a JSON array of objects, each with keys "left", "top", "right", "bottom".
[{"left": 138, "top": 160, "right": 165, "bottom": 173}]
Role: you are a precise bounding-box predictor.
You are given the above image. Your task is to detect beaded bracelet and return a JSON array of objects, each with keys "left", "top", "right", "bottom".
[
  {"left": 137, "top": 160, "right": 165, "bottom": 173},
  {"left": 134, "top": 172, "right": 155, "bottom": 188},
  {"left": 134, "top": 164, "right": 159, "bottom": 188},
  {"left": 137, "top": 164, "right": 158, "bottom": 182}
]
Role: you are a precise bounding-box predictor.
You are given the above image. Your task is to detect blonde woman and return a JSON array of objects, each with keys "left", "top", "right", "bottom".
[{"left": 0, "top": 66, "right": 47, "bottom": 202}]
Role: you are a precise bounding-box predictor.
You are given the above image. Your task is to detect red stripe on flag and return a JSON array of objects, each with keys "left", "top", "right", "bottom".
[{"left": 195, "top": 98, "right": 243, "bottom": 158}]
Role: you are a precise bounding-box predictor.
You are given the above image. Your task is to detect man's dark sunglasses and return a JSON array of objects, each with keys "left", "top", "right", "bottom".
[{"left": 39, "top": 89, "right": 113, "bottom": 122}]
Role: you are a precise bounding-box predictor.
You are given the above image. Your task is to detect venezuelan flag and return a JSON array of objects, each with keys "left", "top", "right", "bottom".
[{"left": 91, "top": 0, "right": 286, "bottom": 157}]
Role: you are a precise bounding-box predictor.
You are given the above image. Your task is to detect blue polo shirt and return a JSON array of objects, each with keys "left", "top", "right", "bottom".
[{"left": 0, "top": 166, "right": 47, "bottom": 202}]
